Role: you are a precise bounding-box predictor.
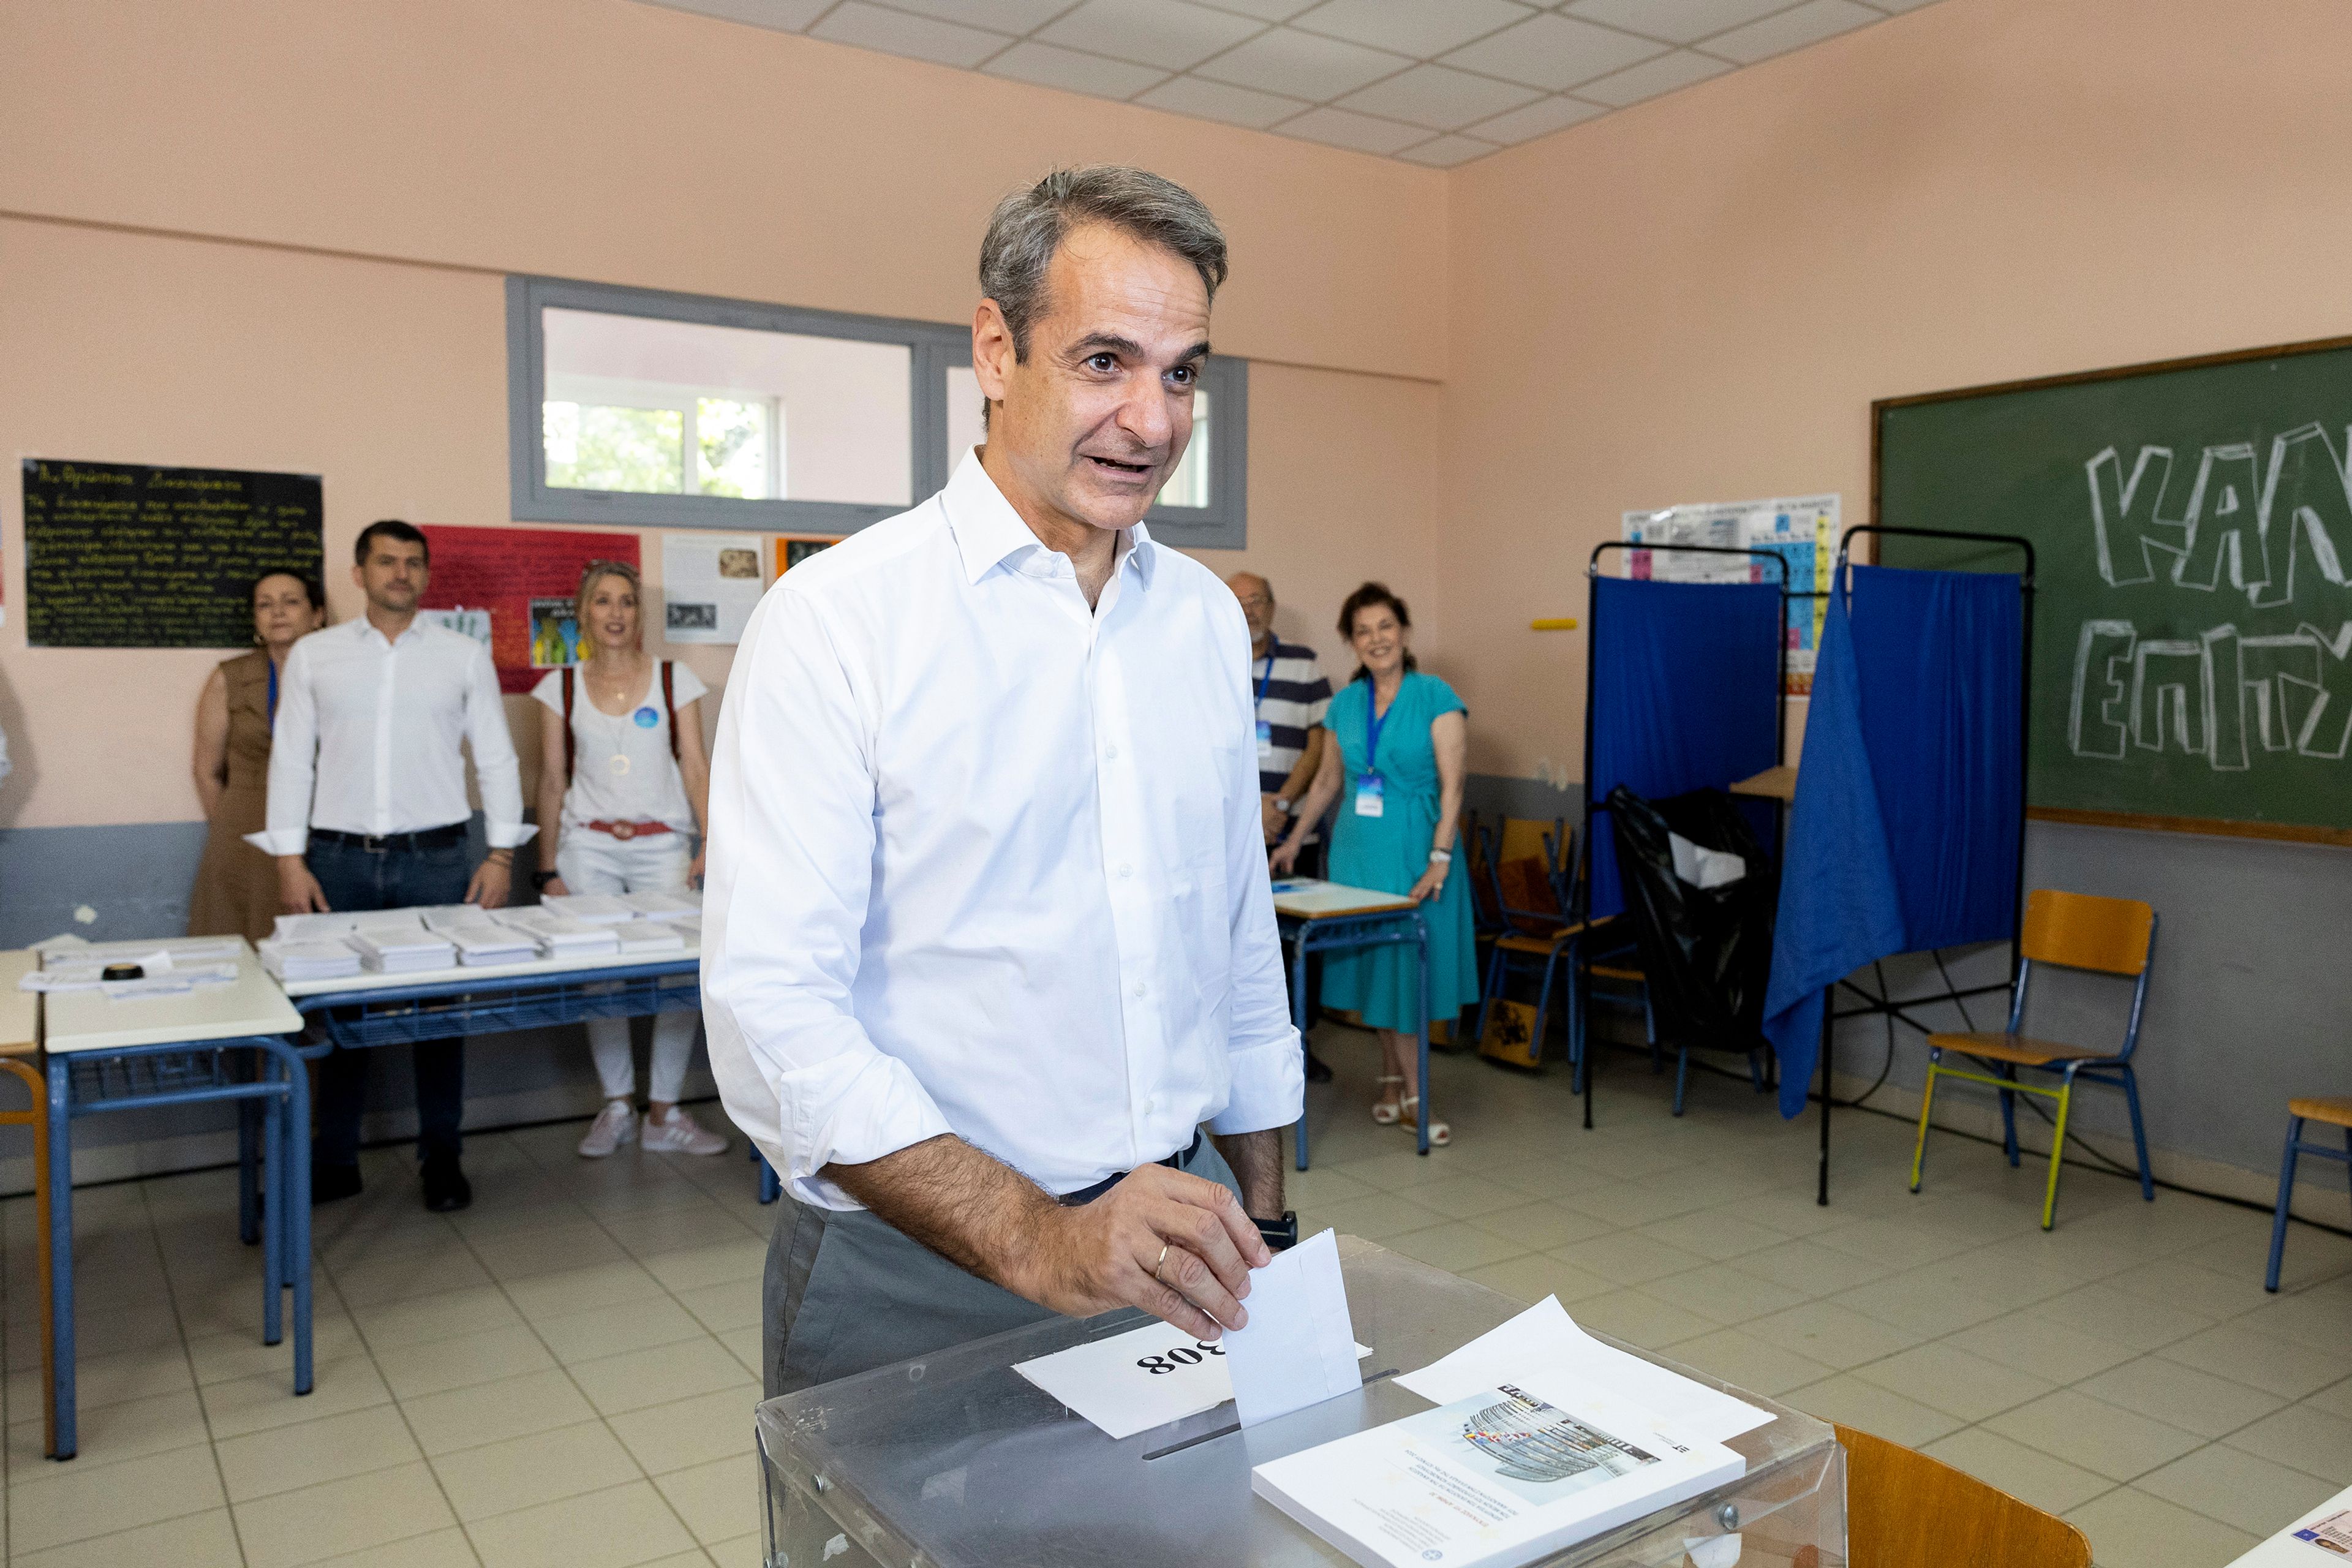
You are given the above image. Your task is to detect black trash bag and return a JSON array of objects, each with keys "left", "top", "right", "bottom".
[{"left": 1605, "top": 784, "right": 1778, "bottom": 1052}]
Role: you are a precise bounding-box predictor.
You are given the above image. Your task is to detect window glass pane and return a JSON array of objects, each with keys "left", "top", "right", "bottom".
[
  {"left": 544, "top": 401, "right": 684, "bottom": 493},
  {"left": 1158, "top": 390, "right": 1211, "bottom": 508},
  {"left": 945, "top": 364, "right": 987, "bottom": 469},
  {"left": 543, "top": 308, "right": 910, "bottom": 506}
]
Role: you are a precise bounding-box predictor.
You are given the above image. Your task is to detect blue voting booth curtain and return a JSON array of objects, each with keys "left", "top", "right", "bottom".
[
  {"left": 1588, "top": 576, "right": 1784, "bottom": 920},
  {"left": 1762, "top": 565, "right": 2024, "bottom": 1117}
]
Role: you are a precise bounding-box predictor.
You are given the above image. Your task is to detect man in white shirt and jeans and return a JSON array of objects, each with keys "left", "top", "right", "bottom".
[
  {"left": 707, "top": 166, "right": 1303, "bottom": 1395},
  {"left": 261, "top": 519, "right": 535, "bottom": 1213}
]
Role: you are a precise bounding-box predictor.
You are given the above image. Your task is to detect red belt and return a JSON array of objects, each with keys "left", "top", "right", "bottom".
[{"left": 584, "top": 820, "right": 672, "bottom": 841}]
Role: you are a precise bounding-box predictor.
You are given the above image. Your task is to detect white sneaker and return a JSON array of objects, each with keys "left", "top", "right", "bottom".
[
  {"left": 640, "top": 1107, "right": 728, "bottom": 1156},
  {"left": 578, "top": 1100, "right": 638, "bottom": 1158}
]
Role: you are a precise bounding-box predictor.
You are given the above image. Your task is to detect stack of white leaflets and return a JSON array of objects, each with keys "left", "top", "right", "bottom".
[
  {"left": 347, "top": 914, "right": 456, "bottom": 974},
  {"left": 418, "top": 908, "right": 537, "bottom": 967},
  {"left": 614, "top": 921, "right": 687, "bottom": 956},
  {"left": 540, "top": 893, "right": 636, "bottom": 925},
  {"left": 493, "top": 907, "right": 620, "bottom": 959},
  {"left": 271, "top": 912, "right": 365, "bottom": 942},
  {"left": 257, "top": 940, "right": 364, "bottom": 983},
  {"left": 1251, "top": 1297, "right": 1766, "bottom": 1568},
  {"left": 619, "top": 889, "right": 699, "bottom": 921},
  {"left": 663, "top": 913, "right": 702, "bottom": 943}
]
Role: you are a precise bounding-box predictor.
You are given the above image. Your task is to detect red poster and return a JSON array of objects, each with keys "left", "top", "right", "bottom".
[{"left": 418, "top": 525, "right": 639, "bottom": 693}]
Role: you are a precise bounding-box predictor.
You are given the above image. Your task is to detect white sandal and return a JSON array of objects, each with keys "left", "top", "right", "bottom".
[
  {"left": 1371, "top": 1076, "right": 1405, "bottom": 1125},
  {"left": 1396, "top": 1095, "right": 1452, "bottom": 1146}
]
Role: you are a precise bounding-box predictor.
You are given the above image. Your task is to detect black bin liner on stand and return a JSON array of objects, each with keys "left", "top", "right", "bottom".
[{"left": 1605, "top": 785, "right": 1778, "bottom": 1057}]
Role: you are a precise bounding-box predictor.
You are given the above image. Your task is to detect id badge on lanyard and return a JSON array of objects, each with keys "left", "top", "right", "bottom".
[
  {"left": 1355, "top": 687, "right": 1390, "bottom": 816},
  {"left": 1354, "top": 772, "right": 1385, "bottom": 817},
  {"left": 1254, "top": 655, "right": 1276, "bottom": 760}
]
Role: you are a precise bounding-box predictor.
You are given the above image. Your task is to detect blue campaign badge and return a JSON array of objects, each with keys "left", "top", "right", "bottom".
[{"left": 632, "top": 706, "right": 661, "bottom": 728}]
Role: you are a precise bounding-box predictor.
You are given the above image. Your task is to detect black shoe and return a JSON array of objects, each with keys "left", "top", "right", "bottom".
[
  {"left": 311, "top": 1161, "right": 363, "bottom": 1205},
  {"left": 420, "top": 1155, "right": 472, "bottom": 1213},
  {"left": 1305, "top": 1051, "right": 1335, "bottom": 1084}
]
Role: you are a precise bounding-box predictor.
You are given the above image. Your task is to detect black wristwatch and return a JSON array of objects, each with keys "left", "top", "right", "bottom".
[
  {"left": 530, "top": 870, "right": 561, "bottom": 892},
  {"left": 1254, "top": 1210, "right": 1300, "bottom": 1252}
]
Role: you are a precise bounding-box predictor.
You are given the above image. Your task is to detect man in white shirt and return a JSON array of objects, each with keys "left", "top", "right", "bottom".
[
  {"left": 707, "top": 166, "right": 1303, "bottom": 1396},
  {"left": 260, "top": 519, "right": 535, "bottom": 1212}
]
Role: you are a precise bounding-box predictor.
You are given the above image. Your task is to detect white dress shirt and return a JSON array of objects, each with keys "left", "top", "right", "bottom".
[
  {"left": 255, "top": 617, "right": 534, "bottom": 854},
  {"left": 705, "top": 451, "right": 1303, "bottom": 1210}
]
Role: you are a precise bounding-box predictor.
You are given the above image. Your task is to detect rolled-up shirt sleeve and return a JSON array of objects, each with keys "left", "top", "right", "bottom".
[
  {"left": 703, "top": 584, "right": 954, "bottom": 1209},
  {"left": 1208, "top": 607, "right": 1306, "bottom": 1137},
  {"left": 253, "top": 635, "right": 320, "bottom": 857},
  {"left": 463, "top": 642, "right": 537, "bottom": 848}
]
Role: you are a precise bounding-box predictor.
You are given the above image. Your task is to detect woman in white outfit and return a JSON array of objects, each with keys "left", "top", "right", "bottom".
[{"left": 533, "top": 561, "right": 729, "bottom": 1158}]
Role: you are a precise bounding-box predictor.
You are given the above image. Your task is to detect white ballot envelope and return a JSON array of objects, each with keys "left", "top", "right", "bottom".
[
  {"left": 1014, "top": 1305, "right": 1373, "bottom": 1441},
  {"left": 1223, "top": 1228, "right": 1363, "bottom": 1428}
]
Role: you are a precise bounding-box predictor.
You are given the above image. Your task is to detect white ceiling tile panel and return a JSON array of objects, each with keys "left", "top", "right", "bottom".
[
  {"left": 1704, "top": 0, "right": 1880, "bottom": 64},
  {"left": 1397, "top": 134, "right": 1502, "bottom": 167},
  {"left": 1288, "top": 0, "right": 1534, "bottom": 59},
  {"left": 1562, "top": 0, "right": 1798, "bottom": 47},
  {"left": 1438, "top": 12, "right": 1665, "bottom": 91},
  {"left": 1464, "top": 93, "right": 1608, "bottom": 145},
  {"left": 1572, "top": 47, "right": 1730, "bottom": 106},
  {"left": 1134, "top": 73, "right": 1313, "bottom": 127},
  {"left": 1039, "top": 0, "right": 1267, "bottom": 72},
  {"left": 1192, "top": 26, "right": 1411, "bottom": 99},
  {"left": 865, "top": 0, "right": 1082, "bottom": 32},
  {"left": 984, "top": 39, "right": 1171, "bottom": 96},
  {"left": 810, "top": 2, "right": 1012, "bottom": 67},
  {"left": 1274, "top": 105, "right": 1432, "bottom": 154},
  {"left": 1336, "top": 64, "right": 1540, "bottom": 132},
  {"left": 638, "top": 0, "right": 831, "bottom": 31}
]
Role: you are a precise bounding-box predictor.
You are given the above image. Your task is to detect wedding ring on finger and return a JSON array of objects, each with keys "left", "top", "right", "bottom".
[{"left": 1153, "top": 1242, "right": 1170, "bottom": 1285}]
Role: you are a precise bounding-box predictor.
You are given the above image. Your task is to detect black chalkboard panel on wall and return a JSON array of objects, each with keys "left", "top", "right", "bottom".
[{"left": 22, "top": 459, "right": 325, "bottom": 649}]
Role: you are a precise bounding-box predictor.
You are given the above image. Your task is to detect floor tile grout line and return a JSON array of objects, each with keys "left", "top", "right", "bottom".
[{"left": 137, "top": 1178, "right": 263, "bottom": 1568}]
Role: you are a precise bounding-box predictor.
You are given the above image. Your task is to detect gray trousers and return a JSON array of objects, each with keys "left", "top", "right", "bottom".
[{"left": 763, "top": 1137, "right": 1241, "bottom": 1398}]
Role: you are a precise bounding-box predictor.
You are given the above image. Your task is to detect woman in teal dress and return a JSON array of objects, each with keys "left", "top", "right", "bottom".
[{"left": 1272, "top": 582, "right": 1476, "bottom": 1143}]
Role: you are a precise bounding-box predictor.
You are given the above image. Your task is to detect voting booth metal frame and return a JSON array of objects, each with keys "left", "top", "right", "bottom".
[
  {"left": 1807, "top": 524, "right": 2036, "bottom": 1206},
  {"left": 47, "top": 1035, "right": 314, "bottom": 1459},
  {"left": 1280, "top": 908, "right": 1433, "bottom": 1167},
  {"left": 1575, "top": 542, "right": 1790, "bottom": 1136},
  {"left": 755, "top": 1234, "right": 1846, "bottom": 1568}
]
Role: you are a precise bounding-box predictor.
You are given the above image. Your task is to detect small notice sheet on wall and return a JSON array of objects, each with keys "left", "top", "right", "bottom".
[
  {"left": 22, "top": 459, "right": 324, "bottom": 648},
  {"left": 662, "top": 533, "right": 766, "bottom": 645},
  {"left": 1623, "top": 494, "right": 1837, "bottom": 692},
  {"left": 417, "top": 525, "right": 638, "bottom": 693}
]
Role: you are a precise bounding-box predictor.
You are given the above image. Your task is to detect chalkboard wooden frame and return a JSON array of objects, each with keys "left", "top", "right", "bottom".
[{"left": 1871, "top": 332, "right": 2352, "bottom": 849}]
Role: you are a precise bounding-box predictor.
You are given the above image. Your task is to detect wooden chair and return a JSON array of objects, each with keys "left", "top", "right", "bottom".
[
  {"left": 2266, "top": 1096, "right": 2352, "bottom": 1292},
  {"left": 1909, "top": 889, "right": 2158, "bottom": 1230},
  {"left": 1834, "top": 1423, "right": 2091, "bottom": 1567},
  {"left": 0, "top": 952, "right": 55, "bottom": 1457}
]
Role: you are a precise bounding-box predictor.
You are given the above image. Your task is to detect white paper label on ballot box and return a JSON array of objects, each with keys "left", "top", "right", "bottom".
[{"left": 1013, "top": 1230, "right": 1369, "bottom": 1441}]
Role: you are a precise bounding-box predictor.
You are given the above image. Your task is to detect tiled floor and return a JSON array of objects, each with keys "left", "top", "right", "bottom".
[{"left": 4, "top": 1030, "right": 2348, "bottom": 1567}]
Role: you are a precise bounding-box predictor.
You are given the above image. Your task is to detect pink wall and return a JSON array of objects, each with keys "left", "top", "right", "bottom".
[{"left": 1435, "top": 0, "right": 2352, "bottom": 778}]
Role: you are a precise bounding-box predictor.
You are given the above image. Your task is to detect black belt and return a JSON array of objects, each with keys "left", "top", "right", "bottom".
[
  {"left": 1057, "top": 1131, "right": 1202, "bottom": 1207},
  {"left": 309, "top": 824, "right": 469, "bottom": 853}
]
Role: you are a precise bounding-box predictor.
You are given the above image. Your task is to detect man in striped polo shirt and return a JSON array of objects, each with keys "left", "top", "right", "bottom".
[{"left": 1229, "top": 571, "right": 1336, "bottom": 1082}]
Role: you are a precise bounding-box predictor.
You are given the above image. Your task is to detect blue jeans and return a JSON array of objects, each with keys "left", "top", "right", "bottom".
[{"left": 308, "top": 836, "right": 472, "bottom": 1167}]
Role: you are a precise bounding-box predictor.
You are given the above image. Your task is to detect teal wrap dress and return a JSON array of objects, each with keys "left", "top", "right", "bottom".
[{"left": 1318, "top": 672, "right": 1480, "bottom": 1032}]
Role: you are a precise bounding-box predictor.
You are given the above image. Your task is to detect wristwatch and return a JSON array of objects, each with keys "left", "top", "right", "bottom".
[
  {"left": 530, "top": 870, "right": 561, "bottom": 892},
  {"left": 1273, "top": 797, "right": 1294, "bottom": 815},
  {"left": 1254, "top": 1210, "right": 1300, "bottom": 1252}
]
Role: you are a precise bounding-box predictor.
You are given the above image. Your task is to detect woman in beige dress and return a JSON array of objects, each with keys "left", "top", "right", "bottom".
[{"left": 188, "top": 571, "right": 326, "bottom": 940}]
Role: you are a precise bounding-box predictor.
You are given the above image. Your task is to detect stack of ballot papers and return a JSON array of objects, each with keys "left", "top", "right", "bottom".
[
  {"left": 662, "top": 913, "right": 701, "bottom": 943},
  {"left": 614, "top": 921, "right": 687, "bottom": 955},
  {"left": 1251, "top": 1296, "right": 1769, "bottom": 1568},
  {"left": 342, "top": 913, "right": 455, "bottom": 974},
  {"left": 256, "top": 940, "right": 363, "bottom": 983},
  {"left": 418, "top": 908, "right": 538, "bottom": 967},
  {"left": 619, "top": 889, "right": 699, "bottom": 921},
  {"left": 539, "top": 893, "right": 637, "bottom": 925},
  {"left": 26, "top": 944, "right": 244, "bottom": 995},
  {"left": 492, "top": 907, "right": 621, "bottom": 958}
]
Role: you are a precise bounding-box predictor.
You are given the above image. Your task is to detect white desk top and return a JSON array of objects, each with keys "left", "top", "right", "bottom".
[
  {"left": 279, "top": 941, "right": 700, "bottom": 1000},
  {"left": 2227, "top": 1481, "right": 2352, "bottom": 1564},
  {"left": 41, "top": 940, "right": 304, "bottom": 1056},
  {"left": 0, "top": 953, "right": 38, "bottom": 1057},
  {"left": 1270, "top": 880, "right": 1419, "bottom": 921}
]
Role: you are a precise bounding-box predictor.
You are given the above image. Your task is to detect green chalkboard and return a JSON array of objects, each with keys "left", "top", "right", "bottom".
[
  {"left": 22, "top": 459, "right": 324, "bottom": 649},
  {"left": 1874, "top": 336, "right": 2352, "bottom": 845}
]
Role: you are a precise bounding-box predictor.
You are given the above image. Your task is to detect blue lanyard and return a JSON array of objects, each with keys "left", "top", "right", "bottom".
[
  {"left": 1254, "top": 652, "right": 1275, "bottom": 712},
  {"left": 1362, "top": 682, "right": 1393, "bottom": 778},
  {"left": 266, "top": 659, "right": 279, "bottom": 726}
]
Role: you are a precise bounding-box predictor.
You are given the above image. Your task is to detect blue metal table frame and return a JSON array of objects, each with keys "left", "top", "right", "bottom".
[
  {"left": 47, "top": 1034, "right": 312, "bottom": 1458},
  {"left": 1279, "top": 907, "right": 1430, "bottom": 1168},
  {"left": 294, "top": 957, "right": 703, "bottom": 1054}
]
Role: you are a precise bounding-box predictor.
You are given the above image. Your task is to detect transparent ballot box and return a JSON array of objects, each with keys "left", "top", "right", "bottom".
[{"left": 757, "top": 1235, "right": 1846, "bottom": 1568}]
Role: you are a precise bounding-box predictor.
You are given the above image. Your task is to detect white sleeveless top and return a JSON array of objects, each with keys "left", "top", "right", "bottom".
[{"left": 529, "top": 662, "right": 707, "bottom": 834}]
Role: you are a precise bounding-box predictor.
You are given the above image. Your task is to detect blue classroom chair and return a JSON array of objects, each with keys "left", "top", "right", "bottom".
[{"left": 2266, "top": 1098, "right": 2352, "bottom": 1292}]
